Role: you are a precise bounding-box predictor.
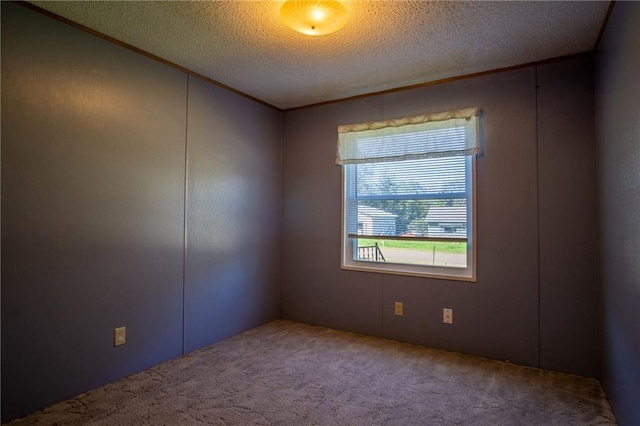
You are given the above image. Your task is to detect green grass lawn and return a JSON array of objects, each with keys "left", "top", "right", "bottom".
[{"left": 358, "top": 238, "right": 467, "bottom": 254}]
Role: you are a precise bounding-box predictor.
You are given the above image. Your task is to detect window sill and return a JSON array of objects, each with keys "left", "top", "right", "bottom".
[{"left": 341, "top": 263, "right": 476, "bottom": 282}]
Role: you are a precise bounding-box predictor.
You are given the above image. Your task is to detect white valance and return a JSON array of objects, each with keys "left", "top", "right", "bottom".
[{"left": 336, "top": 107, "right": 480, "bottom": 165}]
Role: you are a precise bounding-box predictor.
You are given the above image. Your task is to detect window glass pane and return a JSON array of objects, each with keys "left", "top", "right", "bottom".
[
  {"left": 355, "top": 238, "right": 468, "bottom": 268},
  {"left": 340, "top": 111, "right": 477, "bottom": 280},
  {"left": 346, "top": 157, "right": 468, "bottom": 239},
  {"left": 348, "top": 199, "right": 467, "bottom": 238}
]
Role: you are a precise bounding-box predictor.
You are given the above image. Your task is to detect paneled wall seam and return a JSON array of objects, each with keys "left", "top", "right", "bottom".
[
  {"left": 279, "top": 113, "right": 285, "bottom": 319},
  {"left": 381, "top": 275, "right": 385, "bottom": 337},
  {"left": 594, "top": 62, "right": 604, "bottom": 383},
  {"left": 534, "top": 65, "right": 541, "bottom": 369},
  {"left": 182, "top": 75, "right": 190, "bottom": 355}
]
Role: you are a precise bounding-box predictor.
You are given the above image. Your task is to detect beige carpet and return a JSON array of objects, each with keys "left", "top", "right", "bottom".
[{"left": 6, "top": 320, "right": 615, "bottom": 425}]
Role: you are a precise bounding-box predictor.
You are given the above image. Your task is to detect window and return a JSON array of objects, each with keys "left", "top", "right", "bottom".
[{"left": 337, "top": 108, "right": 479, "bottom": 281}]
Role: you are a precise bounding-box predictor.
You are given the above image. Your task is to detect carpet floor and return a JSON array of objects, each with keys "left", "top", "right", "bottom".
[{"left": 6, "top": 320, "right": 616, "bottom": 425}]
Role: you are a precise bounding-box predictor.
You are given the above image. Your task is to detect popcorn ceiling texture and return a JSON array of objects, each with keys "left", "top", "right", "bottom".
[{"left": 30, "top": 1, "right": 610, "bottom": 110}]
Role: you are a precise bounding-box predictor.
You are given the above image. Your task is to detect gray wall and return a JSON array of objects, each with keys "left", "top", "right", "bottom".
[
  {"left": 184, "top": 77, "right": 282, "bottom": 353},
  {"left": 537, "top": 57, "right": 599, "bottom": 378},
  {"left": 282, "top": 57, "right": 598, "bottom": 377},
  {"left": 1, "top": 3, "right": 281, "bottom": 422},
  {"left": 595, "top": 2, "right": 640, "bottom": 425}
]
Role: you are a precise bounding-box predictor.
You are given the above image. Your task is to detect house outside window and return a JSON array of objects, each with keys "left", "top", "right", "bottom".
[{"left": 337, "top": 108, "right": 480, "bottom": 281}]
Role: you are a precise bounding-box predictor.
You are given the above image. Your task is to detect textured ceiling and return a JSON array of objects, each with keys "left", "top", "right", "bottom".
[{"left": 30, "top": 1, "right": 610, "bottom": 110}]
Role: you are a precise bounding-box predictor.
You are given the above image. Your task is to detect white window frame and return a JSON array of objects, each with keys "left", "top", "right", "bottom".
[
  {"left": 340, "top": 157, "right": 476, "bottom": 281},
  {"left": 337, "top": 108, "right": 479, "bottom": 282}
]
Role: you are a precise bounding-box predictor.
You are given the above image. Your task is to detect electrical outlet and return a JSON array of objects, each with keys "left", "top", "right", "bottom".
[
  {"left": 394, "top": 302, "right": 403, "bottom": 316},
  {"left": 443, "top": 308, "right": 453, "bottom": 324},
  {"left": 114, "top": 326, "right": 126, "bottom": 346}
]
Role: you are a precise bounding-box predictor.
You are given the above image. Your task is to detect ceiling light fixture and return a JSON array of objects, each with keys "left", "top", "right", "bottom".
[{"left": 280, "top": 0, "right": 348, "bottom": 36}]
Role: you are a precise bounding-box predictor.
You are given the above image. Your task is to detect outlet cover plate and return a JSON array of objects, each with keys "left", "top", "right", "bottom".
[
  {"left": 394, "top": 302, "right": 403, "bottom": 316},
  {"left": 114, "top": 326, "right": 126, "bottom": 346},
  {"left": 443, "top": 308, "right": 453, "bottom": 324}
]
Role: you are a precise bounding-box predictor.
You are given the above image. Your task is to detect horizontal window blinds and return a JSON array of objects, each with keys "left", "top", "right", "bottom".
[
  {"left": 345, "top": 158, "right": 469, "bottom": 241},
  {"left": 340, "top": 107, "right": 478, "bottom": 242},
  {"left": 336, "top": 107, "right": 479, "bottom": 165}
]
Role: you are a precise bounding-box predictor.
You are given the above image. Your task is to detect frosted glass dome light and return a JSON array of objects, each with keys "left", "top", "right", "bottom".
[{"left": 280, "top": 0, "right": 348, "bottom": 36}]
